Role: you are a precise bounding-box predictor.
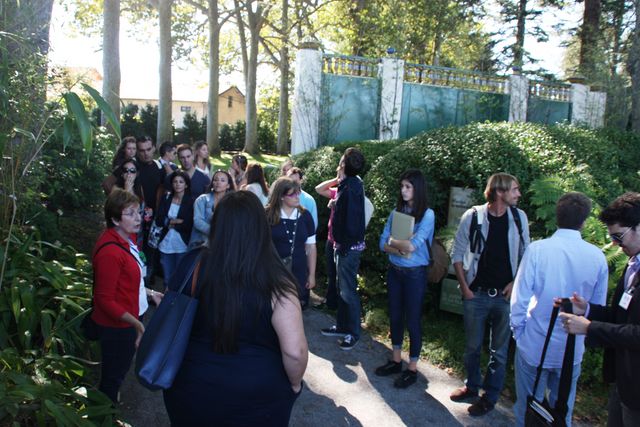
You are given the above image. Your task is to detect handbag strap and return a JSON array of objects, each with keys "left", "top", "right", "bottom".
[
  {"left": 176, "top": 253, "right": 201, "bottom": 295},
  {"left": 555, "top": 332, "right": 576, "bottom": 420},
  {"left": 532, "top": 305, "right": 560, "bottom": 396}
]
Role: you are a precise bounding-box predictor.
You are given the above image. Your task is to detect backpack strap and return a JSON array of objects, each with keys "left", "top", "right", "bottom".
[
  {"left": 469, "top": 208, "right": 485, "bottom": 255},
  {"left": 510, "top": 206, "right": 525, "bottom": 263}
]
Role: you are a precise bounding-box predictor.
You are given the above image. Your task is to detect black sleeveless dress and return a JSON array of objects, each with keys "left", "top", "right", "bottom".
[{"left": 163, "top": 254, "right": 300, "bottom": 426}]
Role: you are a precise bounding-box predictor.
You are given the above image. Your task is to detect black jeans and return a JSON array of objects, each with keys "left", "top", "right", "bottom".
[
  {"left": 99, "top": 325, "right": 137, "bottom": 403},
  {"left": 324, "top": 240, "right": 338, "bottom": 309}
]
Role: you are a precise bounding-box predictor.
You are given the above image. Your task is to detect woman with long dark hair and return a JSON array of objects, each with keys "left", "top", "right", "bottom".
[
  {"left": 190, "top": 169, "right": 235, "bottom": 248},
  {"left": 242, "top": 163, "right": 269, "bottom": 206},
  {"left": 155, "top": 170, "right": 194, "bottom": 286},
  {"left": 265, "top": 177, "right": 316, "bottom": 309},
  {"left": 163, "top": 191, "right": 308, "bottom": 426},
  {"left": 375, "top": 169, "right": 434, "bottom": 388},
  {"left": 102, "top": 136, "right": 137, "bottom": 195},
  {"left": 229, "top": 153, "right": 248, "bottom": 189},
  {"left": 113, "top": 158, "right": 144, "bottom": 201}
]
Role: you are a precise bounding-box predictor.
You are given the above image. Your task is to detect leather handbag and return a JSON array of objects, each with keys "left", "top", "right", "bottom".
[
  {"left": 524, "top": 305, "right": 575, "bottom": 427},
  {"left": 135, "top": 255, "right": 201, "bottom": 391}
]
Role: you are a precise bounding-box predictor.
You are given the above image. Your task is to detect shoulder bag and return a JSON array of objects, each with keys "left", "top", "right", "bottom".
[
  {"left": 525, "top": 305, "right": 576, "bottom": 427},
  {"left": 135, "top": 254, "right": 201, "bottom": 391}
]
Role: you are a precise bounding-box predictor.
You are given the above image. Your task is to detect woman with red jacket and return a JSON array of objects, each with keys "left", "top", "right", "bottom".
[{"left": 92, "top": 189, "right": 162, "bottom": 403}]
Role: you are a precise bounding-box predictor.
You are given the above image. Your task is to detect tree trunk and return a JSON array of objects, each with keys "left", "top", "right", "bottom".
[
  {"left": 102, "top": 0, "right": 121, "bottom": 132},
  {"left": 157, "top": 0, "right": 173, "bottom": 144},
  {"left": 513, "top": 0, "right": 527, "bottom": 69},
  {"left": 234, "top": 0, "right": 249, "bottom": 86},
  {"left": 207, "top": 0, "right": 221, "bottom": 157},
  {"left": 276, "top": 0, "right": 289, "bottom": 154},
  {"left": 609, "top": 0, "right": 625, "bottom": 78},
  {"left": 628, "top": 0, "right": 640, "bottom": 131},
  {"left": 579, "top": 0, "right": 601, "bottom": 77},
  {"left": 242, "top": 0, "right": 265, "bottom": 154}
]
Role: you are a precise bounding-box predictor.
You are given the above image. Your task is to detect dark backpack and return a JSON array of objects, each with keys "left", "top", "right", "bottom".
[{"left": 470, "top": 205, "right": 524, "bottom": 262}]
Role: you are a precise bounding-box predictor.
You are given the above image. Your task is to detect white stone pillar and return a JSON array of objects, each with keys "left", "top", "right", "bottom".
[
  {"left": 508, "top": 73, "right": 528, "bottom": 122},
  {"left": 570, "top": 79, "right": 589, "bottom": 125},
  {"left": 378, "top": 57, "right": 404, "bottom": 140},
  {"left": 586, "top": 90, "right": 607, "bottom": 128},
  {"left": 291, "top": 42, "right": 323, "bottom": 155}
]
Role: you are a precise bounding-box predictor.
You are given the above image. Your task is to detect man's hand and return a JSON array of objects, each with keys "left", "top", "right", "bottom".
[
  {"left": 306, "top": 275, "right": 316, "bottom": 289},
  {"left": 553, "top": 292, "right": 587, "bottom": 316},
  {"left": 461, "top": 287, "right": 474, "bottom": 300},
  {"left": 502, "top": 281, "right": 514, "bottom": 300},
  {"left": 559, "top": 312, "right": 590, "bottom": 335}
]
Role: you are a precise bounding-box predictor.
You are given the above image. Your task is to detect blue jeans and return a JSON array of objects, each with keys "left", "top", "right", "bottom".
[
  {"left": 160, "top": 252, "right": 186, "bottom": 288},
  {"left": 99, "top": 325, "right": 137, "bottom": 403},
  {"left": 324, "top": 240, "right": 338, "bottom": 309},
  {"left": 335, "top": 249, "right": 362, "bottom": 340},
  {"left": 387, "top": 265, "right": 428, "bottom": 360},
  {"left": 513, "top": 348, "right": 581, "bottom": 427},
  {"left": 462, "top": 292, "right": 511, "bottom": 404}
]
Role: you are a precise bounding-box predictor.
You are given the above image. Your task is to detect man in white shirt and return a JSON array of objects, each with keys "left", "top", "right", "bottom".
[{"left": 510, "top": 192, "right": 608, "bottom": 426}]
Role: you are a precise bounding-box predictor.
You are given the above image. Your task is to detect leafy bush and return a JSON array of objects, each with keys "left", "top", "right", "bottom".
[
  {"left": 0, "top": 229, "right": 116, "bottom": 424},
  {"left": 175, "top": 112, "right": 207, "bottom": 145},
  {"left": 218, "top": 120, "right": 278, "bottom": 153}
]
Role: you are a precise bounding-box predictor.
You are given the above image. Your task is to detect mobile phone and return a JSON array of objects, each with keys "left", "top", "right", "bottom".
[{"left": 560, "top": 297, "right": 573, "bottom": 314}]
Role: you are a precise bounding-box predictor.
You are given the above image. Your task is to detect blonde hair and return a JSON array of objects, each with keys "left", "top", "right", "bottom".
[{"left": 483, "top": 173, "right": 518, "bottom": 203}]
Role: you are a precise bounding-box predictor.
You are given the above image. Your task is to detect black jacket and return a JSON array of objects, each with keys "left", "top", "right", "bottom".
[
  {"left": 332, "top": 176, "right": 365, "bottom": 250},
  {"left": 587, "top": 267, "right": 640, "bottom": 410},
  {"left": 155, "top": 193, "right": 194, "bottom": 247}
]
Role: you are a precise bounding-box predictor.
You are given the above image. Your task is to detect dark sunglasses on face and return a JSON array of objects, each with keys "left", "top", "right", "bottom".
[
  {"left": 124, "top": 168, "right": 137, "bottom": 174},
  {"left": 284, "top": 191, "right": 301, "bottom": 198},
  {"left": 610, "top": 226, "right": 633, "bottom": 244}
]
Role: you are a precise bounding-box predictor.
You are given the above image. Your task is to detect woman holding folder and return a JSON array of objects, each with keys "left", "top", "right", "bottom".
[{"left": 375, "top": 169, "right": 435, "bottom": 388}]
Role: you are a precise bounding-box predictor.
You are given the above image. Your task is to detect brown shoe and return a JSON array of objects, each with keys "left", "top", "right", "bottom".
[
  {"left": 468, "top": 395, "right": 495, "bottom": 416},
  {"left": 449, "top": 386, "right": 478, "bottom": 402}
]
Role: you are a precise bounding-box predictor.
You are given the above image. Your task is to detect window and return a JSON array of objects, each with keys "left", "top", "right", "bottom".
[
  {"left": 180, "top": 106, "right": 191, "bottom": 113},
  {"left": 228, "top": 96, "right": 233, "bottom": 108}
]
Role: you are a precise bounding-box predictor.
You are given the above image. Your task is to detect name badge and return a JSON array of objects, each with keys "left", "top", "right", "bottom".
[{"left": 619, "top": 291, "right": 633, "bottom": 310}]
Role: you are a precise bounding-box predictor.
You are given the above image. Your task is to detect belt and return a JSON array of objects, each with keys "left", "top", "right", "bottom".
[
  {"left": 390, "top": 264, "right": 426, "bottom": 273},
  {"left": 473, "top": 286, "right": 501, "bottom": 297}
]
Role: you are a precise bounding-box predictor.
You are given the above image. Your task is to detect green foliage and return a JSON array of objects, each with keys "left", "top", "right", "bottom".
[
  {"left": 218, "top": 120, "right": 277, "bottom": 153},
  {"left": 176, "top": 112, "right": 207, "bottom": 144},
  {"left": 0, "top": 229, "right": 116, "bottom": 424},
  {"left": 120, "top": 103, "right": 144, "bottom": 138}
]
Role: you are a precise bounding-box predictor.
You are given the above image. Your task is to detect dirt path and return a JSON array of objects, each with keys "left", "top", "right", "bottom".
[{"left": 119, "top": 304, "right": 518, "bottom": 426}]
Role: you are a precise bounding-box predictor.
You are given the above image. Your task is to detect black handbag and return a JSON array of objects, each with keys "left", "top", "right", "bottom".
[
  {"left": 525, "top": 305, "right": 576, "bottom": 427},
  {"left": 135, "top": 254, "right": 201, "bottom": 391}
]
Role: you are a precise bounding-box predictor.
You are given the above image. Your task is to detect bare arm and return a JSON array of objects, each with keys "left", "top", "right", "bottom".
[
  {"left": 315, "top": 177, "right": 339, "bottom": 199},
  {"left": 305, "top": 243, "right": 316, "bottom": 289},
  {"left": 272, "top": 293, "right": 308, "bottom": 392}
]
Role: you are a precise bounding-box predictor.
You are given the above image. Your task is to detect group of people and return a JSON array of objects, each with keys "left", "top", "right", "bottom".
[
  {"left": 447, "top": 173, "right": 639, "bottom": 427},
  {"left": 88, "top": 136, "right": 640, "bottom": 426}
]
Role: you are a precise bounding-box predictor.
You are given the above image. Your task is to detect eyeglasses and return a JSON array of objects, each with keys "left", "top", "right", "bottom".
[
  {"left": 124, "top": 168, "right": 137, "bottom": 174},
  {"left": 610, "top": 226, "right": 633, "bottom": 244},
  {"left": 122, "top": 210, "right": 141, "bottom": 217},
  {"left": 284, "top": 191, "right": 300, "bottom": 198}
]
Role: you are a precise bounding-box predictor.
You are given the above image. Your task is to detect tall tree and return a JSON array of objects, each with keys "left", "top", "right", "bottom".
[
  {"left": 235, "top": 0, "right": 272, "bottom": 154},
  {"left": 102, "top": 0, "right": 121, "bottom": 131},
  {"left": 157, "top": 0, "right": 173, "bottom": 143},
  {"left": 628, "top": 0, "right": 640, "bottom": 130},
  {"left": 579, "top": 0, "right": 602, "bottom": 76}
]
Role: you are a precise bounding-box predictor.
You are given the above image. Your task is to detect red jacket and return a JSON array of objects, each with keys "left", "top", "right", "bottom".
[{"left": 91, "top": 228, "right": 141, "bottom": 328}]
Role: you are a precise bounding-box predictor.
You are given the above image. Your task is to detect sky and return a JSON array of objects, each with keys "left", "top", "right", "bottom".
[{"left": 48, "top": 1, "right": 582, "bottom": 101}]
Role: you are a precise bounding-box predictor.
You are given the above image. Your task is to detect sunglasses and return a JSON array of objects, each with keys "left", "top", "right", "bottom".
[
  {"left": 124, "top": 168, "right": 137, "bottom": 174},
  {"left": 284, "top": 191, "right": 301, "bottom": 198},
  {"left": 610, "top": 226, "right": 633, "bottom": 244}
]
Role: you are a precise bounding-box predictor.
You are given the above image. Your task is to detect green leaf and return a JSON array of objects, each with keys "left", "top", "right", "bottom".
[
  {"left": 63, "top": 92, "right": 93, "bottom": 159},
  {"left": 62, "top": 116, "right": 73, "bottom": 151},
  {"left": 82, "top": 83, "right": 121, "bottom": 139},
  {"left": 13, "top": 127, "right": 36, "bottom": 143}
]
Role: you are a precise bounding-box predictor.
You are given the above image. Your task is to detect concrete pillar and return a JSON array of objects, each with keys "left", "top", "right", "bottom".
[
  {"left": 291, "top": 41, "right": 323, "bottom": 155},
  {"left": 508, "top": 72, "right": 528, "bottom": 122},
  {"left": 586, "top": 89, "right": 607, "bottom": 128},
  {"left": 378, "top": 57, "right": 404, "bottom": 140},
  {"left": 569, "top": 77, "right": 589, "bottom": 125}
]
